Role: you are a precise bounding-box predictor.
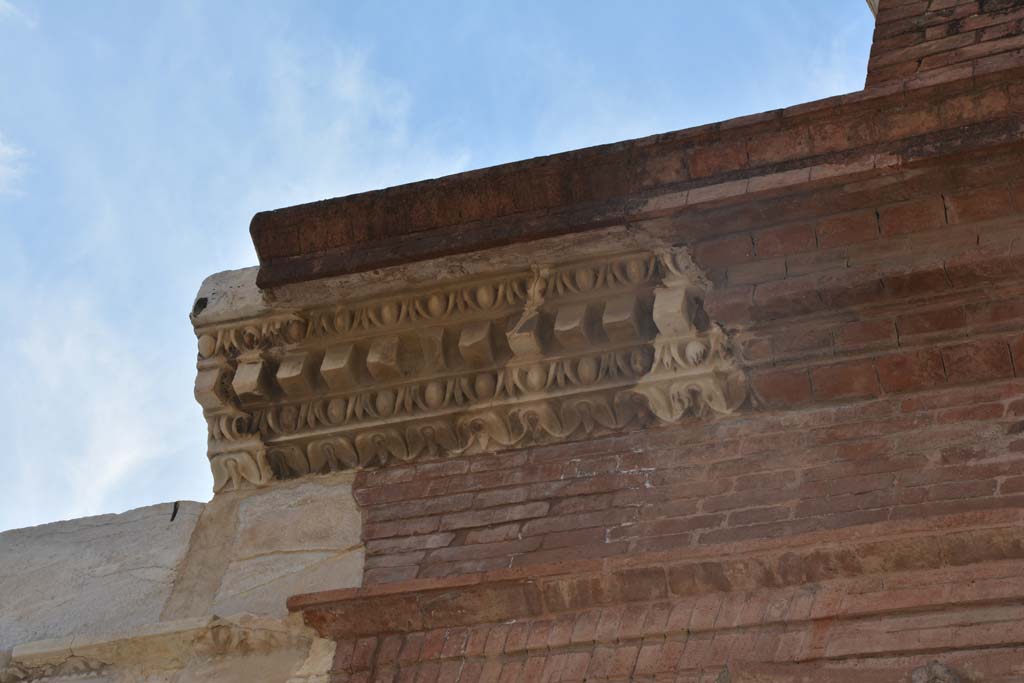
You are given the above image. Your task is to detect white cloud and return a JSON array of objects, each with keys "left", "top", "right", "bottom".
[{"left": 0, "top": 132, "right": 25, "bottom": 195}]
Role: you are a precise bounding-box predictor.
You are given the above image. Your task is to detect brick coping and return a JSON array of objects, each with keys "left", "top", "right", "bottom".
[{"left": 253, "top": 68, "right": 1024, "bottom": 287}]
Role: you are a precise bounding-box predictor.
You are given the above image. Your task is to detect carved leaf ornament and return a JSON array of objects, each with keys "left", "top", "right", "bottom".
[{"left": 195, "top": 248, "right": 747, "bottom": 491}]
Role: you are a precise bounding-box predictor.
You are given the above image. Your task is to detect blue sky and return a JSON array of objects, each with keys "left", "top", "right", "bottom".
[{"left": 0, "top": 1, "right": 874, "bottom": 531}]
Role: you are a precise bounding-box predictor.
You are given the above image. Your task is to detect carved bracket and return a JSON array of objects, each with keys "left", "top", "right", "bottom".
[{"left": 194, "top": 247, "right": 747, "bottom": 491}]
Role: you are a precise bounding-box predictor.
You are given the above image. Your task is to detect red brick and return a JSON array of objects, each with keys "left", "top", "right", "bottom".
[
  {"left": 483, "top": 624, "right": 508, "bottom": 655},
  {"left": 897, "top": 306, "right": 967, "bottom": 336},
  {"left": 811, "top": 362, "right": 882, "bottom": 400},
  {"left": 727, "top": 505, "right": 792, "bottom": 526},
  {"left": 772, "top": 327, "right": 834, "bottom": 359},
  {"left": 686, "top": 140, "right": 748, "bottom": 179},
  {"left": 942, "top": 340, "right": 1015, "bottom": 384},
  {"left": 876, "top": 350, "right": 947, "bottom": 393},
  {"left": 399, "top": 634, "right": 424, "bottom": 664},
  {"left": 1002, "top": 476, "right": 1024, "bottom": 494},
  {"left": 606, "top": 645, "right": 653, "bottom": 680},
  {"left": 878, "top": 196, "right": 947, "bottom": 235},
  {"left": 540, "top": 527, "right": 607, "bottom": 549},
  {"left": 694, "top": 234, "right": 755, "bottom": 268},
  {"left": 836, "top": 319, "right": 898, "bottom": 350},
  {"left": 439, "top": 502, "right": 549, "bottom": 531},
  {"left": 366, "top": 533, "right": 455, "bottom": 556},
  {"left": 753, "top": 275, "right": 826, "bottom": 318},
  {"left": 785, "top": 247, "right": 847, "bottom": 276},
  {"left": 939, "top": 86, "right": 1011, "bottom": 125},
  {"left": 816, "top": 211, "right": 879, "bottom": 248},
  {"left": 937, "top": 403, "right": 1006, "bottom": 423},
  {"left": 704, "top": 285, "right": 753, "bottom": 324},
  {"left": 746, "top": 125, "right": 812, "bottom": 165},
  {"left": 418, "top": 630, "right": 447, "bottom": 661},
  {"left": 365, "top": 517, "right": 442, "bottom": 540},
  {"left": 1013, "top": 334, "right": 1024, "bottom": 374},
  {"left": 881, "top": 267, "right": 950, "bottom": 298},
  {"left": 754, "top": 223, "right": 817, "bottom": 257},
  {"left": 752, "top": 369, "right": 813, "bottom": 407},
  {"left": 728, "top": 258, "right": 786, "bottom": 286},
  {"left": 966, "top": 299, "right": 1024, "bottom": 329},
  {"left": 734, "top": 471, "right": 798, "bottom": 492},
  {"left": 945, "top": 186, "right": 1016, "bottom": 224},
  {"left": 877, "top": 102, "right": 943, "bottom": 140},
  {"left": 561, "top": 651, "right": 591, "bottom": 680}
]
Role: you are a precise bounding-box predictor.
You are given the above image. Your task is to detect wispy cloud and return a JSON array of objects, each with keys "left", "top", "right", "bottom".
[
  {"left": 0, "top": 0, "right": 35, "bottom": 28},
  {"left": 0, "top": 132, "right": 24, "bottom": 195},
  {"left": 0, "top": 37, "right": 470, "bottom": 531},
  {"left": 6, "top": 287, "right": 168, "bottom": 525},
  {"left": 242, "top": 45, "right": 469, "bottom": 213}
]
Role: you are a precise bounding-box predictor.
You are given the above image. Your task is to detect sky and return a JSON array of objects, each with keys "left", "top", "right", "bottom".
[{"left": 0, "top": 1, "right": 874, "bottom": 531}]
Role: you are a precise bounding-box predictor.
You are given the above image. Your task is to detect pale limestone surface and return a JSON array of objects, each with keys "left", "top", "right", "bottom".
[
  {"left": 159, "top": 472, "right": 364, "bottom": 620},
  {"left": 2, "top": 614, "right": 325, "bottom": 683},
  {"left": 210, "top": 474, "right": 363, "bottom": 616},
  {"left": 0, "top": 502, "right": 203, "bottom": 654},
  {"left": 0, "top": 475, "right": 363, "bottom": 681}
]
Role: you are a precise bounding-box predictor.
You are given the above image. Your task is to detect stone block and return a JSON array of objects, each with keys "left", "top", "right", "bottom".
[
  {"left": 0, "top": 502, "right": 202, "bottom": 652},
  {"left": 459, "top": 320, "right": 499, "bottom": 367},
  {"left": 277, "top": 351, "right": 323, "bottom": 397},
  {"left": 602, "top": 295, "right": 645, "bottom": 342},
  {"left": 232, "top": 359, "right": 276, "bottom": 404},
  {"left": 320, "top": 343, "right": 363, "bottom": 391}
]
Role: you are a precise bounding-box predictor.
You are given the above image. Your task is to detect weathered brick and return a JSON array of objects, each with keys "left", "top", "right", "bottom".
[
  {"left": 754, "top": 223, "right": 817, "bottom": 257},
  {"left": 945, "top": 186, "right": 1016, "bottom": 224},
  {"left": 686, "top": 140, "right": 748, "bottom": 179},
  {"left": 836, "top": 319, "right": 899, "bottom": 350},
  {"left": 942, "top": 340, "right": 1015, "bottom": 383},
  {"left": 876, "top": 349, "right": 947, "bottom": 393},
  {"left": 728, "top": 257, "right": 787, "bottom": 286},
  {"left": 897, "top": 306, "right": 966, "bottom": 337},
  {"left": 694, "top": 234, "right": 755, "bottom": 268},
  {"left": 811, "top": 362, "right": 882, "bottom": 400},
  {"left": 439, "top": 502, "right": 549, "bottom": 531},
  {"left": 816, "top": 211, "right": 879, "bottom": 248},
  {"left": 751, "top": 369, "right": 813, "bottom": 408},
  {"left": 878, "top": 196, "right": 948, "bottom": 235}
]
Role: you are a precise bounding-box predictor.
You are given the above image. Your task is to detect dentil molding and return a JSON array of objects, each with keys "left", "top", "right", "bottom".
[{"left": 193, "top": 247, "right": 747, "bottom": 492}]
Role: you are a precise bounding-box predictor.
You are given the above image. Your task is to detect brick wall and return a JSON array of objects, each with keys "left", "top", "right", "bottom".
[
  {"left": 352, "top": 146, "right": 1024, "bottom": 586},
  {"left": 297, "top": 511, "right": 1024, "bottom": 681},
  {"left": 867, "top": 0, "right": 1024, "bottom": 87},
  {"left": 287, "top": 1, "right": 1024, "bottom": 679}
]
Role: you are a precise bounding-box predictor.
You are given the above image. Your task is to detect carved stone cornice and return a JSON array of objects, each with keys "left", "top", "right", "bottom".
[{"left": 193, "top": 247, "right": 746, "bottom": 492}]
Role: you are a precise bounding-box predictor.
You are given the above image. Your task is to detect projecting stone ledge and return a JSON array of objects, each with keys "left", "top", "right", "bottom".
[{"left": 192, "top": 242, "right": 747, "bottom": 493}]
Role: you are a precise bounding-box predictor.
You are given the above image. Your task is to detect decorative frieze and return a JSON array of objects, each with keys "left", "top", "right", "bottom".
[{"left": 193, "top": 247, "right": 747, "bottom": 491}]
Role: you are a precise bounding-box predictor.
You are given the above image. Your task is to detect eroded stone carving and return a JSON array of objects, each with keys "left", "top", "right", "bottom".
[
  {"left": 0, "top": 616, "right": 318, "bottom": 683},
  {"left": 910, "top": 661, "right": 960, "bottom": 683},
  {"left": 194, "top": 247, "right": 747, "bottom": 491},
  {"left": 1, "top": 655, "right": 108, "bottom": 683}
]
